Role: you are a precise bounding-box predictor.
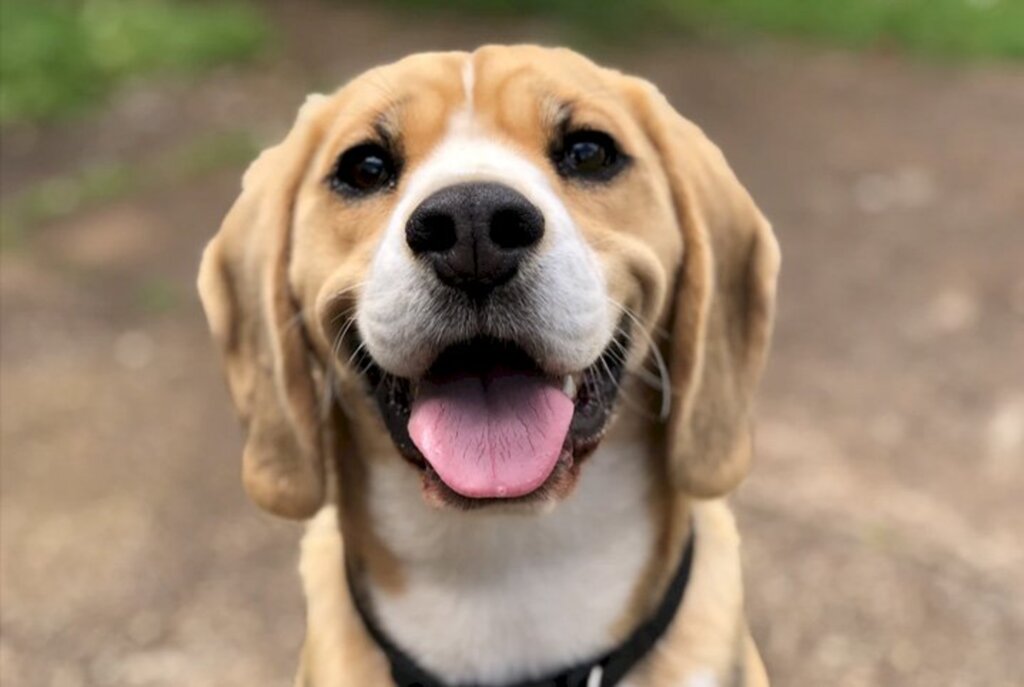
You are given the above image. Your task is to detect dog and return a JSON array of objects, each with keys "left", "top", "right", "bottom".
[{"left": 198, "top": 45, "right": 779, "bottom": 687}]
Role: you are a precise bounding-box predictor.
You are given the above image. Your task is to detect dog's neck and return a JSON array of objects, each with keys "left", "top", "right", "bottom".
[{"left": 342, "top": 416, "right": 680, "bottom": 685}]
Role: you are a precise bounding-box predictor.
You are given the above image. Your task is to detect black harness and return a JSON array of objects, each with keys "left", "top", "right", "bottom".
[{"left": 347, "top": 531, "right": 696, "bottom": 687}]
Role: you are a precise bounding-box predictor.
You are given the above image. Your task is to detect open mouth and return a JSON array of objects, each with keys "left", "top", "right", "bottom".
[{"left": 348, "top": 319, "right": 630, "bottom": 505}]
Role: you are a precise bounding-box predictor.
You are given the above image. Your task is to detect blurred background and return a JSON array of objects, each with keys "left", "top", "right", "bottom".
[{"left": 2, "top": 1, "right": 1022, "bottom": 685}]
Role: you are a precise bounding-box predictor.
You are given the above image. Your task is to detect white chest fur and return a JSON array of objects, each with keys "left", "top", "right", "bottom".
[{"left": 361, "top": 441, "right": 657, "bottom": 685}]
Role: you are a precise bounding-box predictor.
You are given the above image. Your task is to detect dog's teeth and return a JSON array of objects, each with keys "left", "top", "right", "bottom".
[{"left": 562, "top": 375, "right": 578, "bottom": 399}]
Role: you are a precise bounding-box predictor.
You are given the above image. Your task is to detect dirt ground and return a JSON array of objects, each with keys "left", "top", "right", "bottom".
[{"left": 2, "top": 3, "right": 1022, "bottom": 686}]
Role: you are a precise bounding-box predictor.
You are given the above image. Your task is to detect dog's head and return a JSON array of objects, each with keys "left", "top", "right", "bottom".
[{"left": 198, "top": 46, "right": 779, "bottom": 519}]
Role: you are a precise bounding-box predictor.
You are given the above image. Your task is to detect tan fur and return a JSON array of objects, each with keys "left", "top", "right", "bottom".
[
  {"left": 198, "top": 45, "right": 778, "bottom": 686},
  {"left": 628, "top": 502, "right": 754, "bottom": 687},
  {"left": 296, "top": 507, "right": 391, "bottom": 687}
]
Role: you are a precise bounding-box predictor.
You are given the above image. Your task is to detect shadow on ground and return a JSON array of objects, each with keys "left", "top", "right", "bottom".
[{"left": 2, "top": 2, "right": 1022, "bottom": 685}]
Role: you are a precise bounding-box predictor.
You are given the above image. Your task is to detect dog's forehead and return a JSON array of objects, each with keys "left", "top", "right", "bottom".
[{"left": 332, "top": 46, "right": 622, "bottom": 145}]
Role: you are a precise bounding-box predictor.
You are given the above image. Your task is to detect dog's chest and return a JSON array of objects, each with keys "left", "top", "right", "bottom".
[{"left": 362, "top": 442, "right": 657, "bottom": 685}]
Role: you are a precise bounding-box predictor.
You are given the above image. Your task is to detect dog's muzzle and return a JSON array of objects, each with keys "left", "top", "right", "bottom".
[{"left": 338, "top": 181, "right": 624, "bottom": 505}]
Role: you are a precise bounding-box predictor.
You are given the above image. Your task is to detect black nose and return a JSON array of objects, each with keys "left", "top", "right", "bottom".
[{"left": 405, "top": 182, "right": 544, "bottom": 298}]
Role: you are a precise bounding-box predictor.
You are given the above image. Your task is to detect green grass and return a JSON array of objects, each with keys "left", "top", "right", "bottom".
[
  {"left": 135, "top": 276, "right": 181, "bottom": 314},
  {"left": 0, "top": 0, "right": 269, "bottom": 125},
  {"left": 390, "top": 0, "right": 1024, "bottom": 60},
  {"left": 663, "top": 0, "right": 1024, "bottom": 60},
  {"left": 0, "top": 130, "right": 260, "bottom": 249}
]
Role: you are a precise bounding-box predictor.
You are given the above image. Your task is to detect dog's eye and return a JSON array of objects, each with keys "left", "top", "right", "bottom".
[
  {"left": 330, "top": 143, "right": 396, "bottom": 195},
  {"left": 555, "top": 130, "right": 623, "bottom": 181}
]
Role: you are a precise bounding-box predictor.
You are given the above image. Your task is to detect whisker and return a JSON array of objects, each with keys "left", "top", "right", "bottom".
[
  {"left": 607, "top": 340, "right": 665, "bottom": 390},
  {"left": 597, "top": 345, "right": 660, "bottom": 422},
  {"left": 327, "top": 281, "right": 367, "bottom": 308},
  {"left": 331, "top": 312, "right": 359, "bottom": 361},
  {"left": 606, "top": 297, "right": 672, "bottom": 421},
  {"left": 285, "top": 281, "right": 366, "bottom": 340}
]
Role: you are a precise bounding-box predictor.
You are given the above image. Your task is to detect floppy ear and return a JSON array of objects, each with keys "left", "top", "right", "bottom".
[
  {"left": 629, "top": 80, "right": 781, "bottom": 498},
  {"left": 197, "top": 95, "right": 332, "bottom": 519}
]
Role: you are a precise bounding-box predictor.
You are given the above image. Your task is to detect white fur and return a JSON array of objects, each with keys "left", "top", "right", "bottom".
[
  {"left": 364, "top": 440, "right": 656, "bottom": 684},
  {"left": 461, "top": 58, "right": 475, "bottom": 115},
  {"left": 687, "top": 670, "right": 720, "bottom": 687},
  {"left": 357, "top": 71, "right": 613, "bottom": 379}
]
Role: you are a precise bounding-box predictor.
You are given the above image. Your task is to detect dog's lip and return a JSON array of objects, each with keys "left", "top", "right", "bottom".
[
  {"left": 348, "top": 324, "right": 626, "bottom": 395},
  {"left": 343, "top": 319, "right": 630, "bottom": 502}
]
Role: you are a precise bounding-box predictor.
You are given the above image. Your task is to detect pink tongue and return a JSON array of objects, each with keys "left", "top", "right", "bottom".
[{"left": 408, "top": 371, "right": 574, "bottom": 499}]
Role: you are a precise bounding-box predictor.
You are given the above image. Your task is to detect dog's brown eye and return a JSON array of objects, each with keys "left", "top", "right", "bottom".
[
  {"left": 330, "top": 143, "right": 396, "bottom": 195},
  {"left": 555, "top": 130, "right": 624, "bottom": 181}
]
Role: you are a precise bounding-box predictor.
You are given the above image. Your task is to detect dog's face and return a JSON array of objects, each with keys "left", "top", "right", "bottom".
[{"left": 199, "top": 46, "right": 779, "bottom": 518}]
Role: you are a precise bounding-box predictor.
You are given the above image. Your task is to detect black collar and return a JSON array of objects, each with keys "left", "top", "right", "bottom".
[{"left": 347, "top": 529, "right": 695, "bottom": 687}]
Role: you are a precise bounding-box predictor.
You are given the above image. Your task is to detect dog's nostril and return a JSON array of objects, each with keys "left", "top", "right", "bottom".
[
  {"left": 407, "top": 211, "right": 457, "bottom": 254},
  {"left": 489, "top": 206, "right": 544, "bottom": 250},
  {"left": 406, "top": 183, "right": 544, "bottom": 297}
]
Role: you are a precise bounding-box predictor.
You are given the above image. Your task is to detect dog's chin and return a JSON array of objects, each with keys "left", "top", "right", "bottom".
[{"left": 345, "top": 319, "right": 631, "bottom": 510}]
